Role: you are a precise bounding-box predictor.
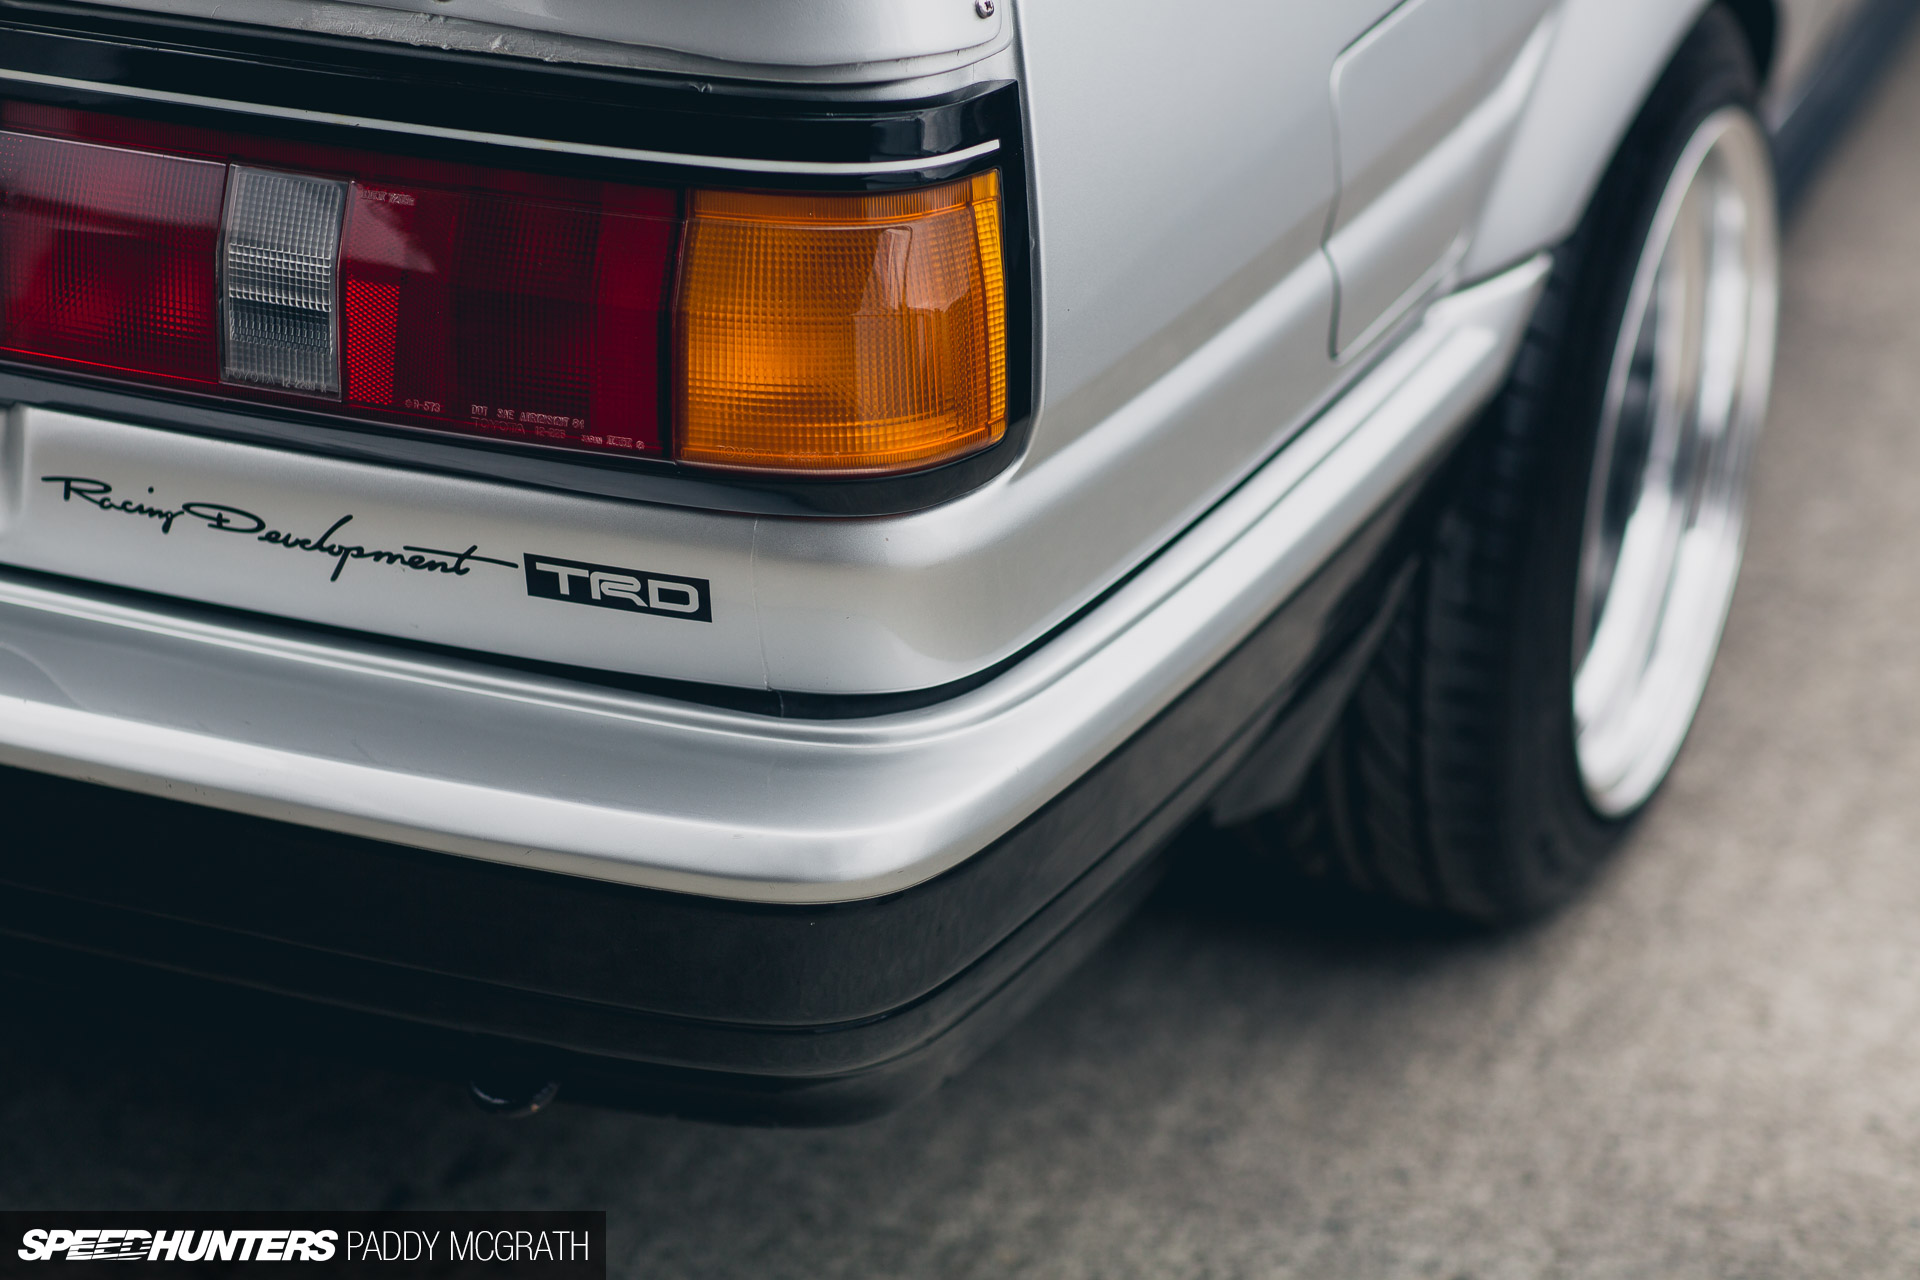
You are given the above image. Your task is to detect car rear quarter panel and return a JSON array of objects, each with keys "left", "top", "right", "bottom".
[
  {"left": 1464, "top": 0, "right": 1849, "bottom": 280},
  {"left": 2, "top": 0, "right": 1802, "bottom": 701}
]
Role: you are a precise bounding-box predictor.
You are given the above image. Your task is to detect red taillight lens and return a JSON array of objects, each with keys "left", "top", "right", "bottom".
[
  {"left": 0, "top": 130, "right": 225, "bottom": 384},
  {"left": 0, "top": 105, "right": 680, "bottom": 460},
  {"left": 0, "top": 103, "right": 1007, "bottom": 477},
  {"left": 338, "top": 177, "right": 675, "bottom": 453}
]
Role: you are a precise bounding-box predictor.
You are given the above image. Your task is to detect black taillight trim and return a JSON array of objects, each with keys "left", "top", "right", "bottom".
[{"left": 0, "top": 1, "right": 1009, "bottom": 176}]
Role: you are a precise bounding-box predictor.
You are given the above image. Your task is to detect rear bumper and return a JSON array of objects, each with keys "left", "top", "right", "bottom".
[
  {"left": 0, "top": 257, "right": 1547, "bottom": 904},
  {"left": 0, "top": 469, "right": 1411, "bottom": 1122},
  {"left": 0, "top": 258, "right": 1546, "bottom": 1118}
]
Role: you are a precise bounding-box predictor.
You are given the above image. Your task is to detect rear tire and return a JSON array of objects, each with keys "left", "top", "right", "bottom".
[{"left": 1232, "top": 7, "right": 1779, "bottom": 924}]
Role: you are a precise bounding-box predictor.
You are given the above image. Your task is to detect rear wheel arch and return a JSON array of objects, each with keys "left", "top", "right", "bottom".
[
  {"left": 1722, "top": 0, "right": 1780, "bottom": 86},
  {"left": 1462, "top": 0, "right": 1731, "bottom": 280},
  {"left": 1224, "top": 7, "right": 1779, "bottom": 923}
]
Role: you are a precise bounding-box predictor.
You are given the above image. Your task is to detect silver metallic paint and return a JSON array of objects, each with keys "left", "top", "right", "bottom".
[
  {"left": 79, "top": 0, "right": 1009, "bottom": 78},
  {"left": 1328, "top": 8, "right": 1555, "bottom": 354},
  {"left": 1462, "top": 0, "right": 1860, "bottom": 281}
]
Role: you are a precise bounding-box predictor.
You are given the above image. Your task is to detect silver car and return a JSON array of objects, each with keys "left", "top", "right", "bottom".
[{"left": 0, "top": 0, "right": 1875, "bottom": 1119}]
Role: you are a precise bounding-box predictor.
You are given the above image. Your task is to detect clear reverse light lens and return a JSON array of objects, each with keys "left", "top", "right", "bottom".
[{"left": 221, "top": 166, "right": 346, "bottom": 396}]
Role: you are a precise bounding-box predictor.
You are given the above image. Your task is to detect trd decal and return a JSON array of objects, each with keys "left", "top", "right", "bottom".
[{"left": 523, "top": 554, "right": 712, "bottom": 623}]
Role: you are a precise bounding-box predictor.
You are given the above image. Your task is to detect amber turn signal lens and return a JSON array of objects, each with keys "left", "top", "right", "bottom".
[{"left": 674, "top": 171, "right": 1006, "bottom": 474}]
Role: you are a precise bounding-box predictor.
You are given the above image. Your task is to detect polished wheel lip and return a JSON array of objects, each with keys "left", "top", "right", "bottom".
[{"left": 1572, "top": 106, "right": 1780, "bottom": 818}]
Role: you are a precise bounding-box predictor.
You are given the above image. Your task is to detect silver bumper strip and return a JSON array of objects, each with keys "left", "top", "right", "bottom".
[{"left": 0, "top": 256, "right": 1548, "bottom": 904}]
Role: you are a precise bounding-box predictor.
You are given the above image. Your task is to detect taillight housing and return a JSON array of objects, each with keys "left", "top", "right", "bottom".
[{"left": 0, "top": 103, "right": 1008, "bottom": 478}]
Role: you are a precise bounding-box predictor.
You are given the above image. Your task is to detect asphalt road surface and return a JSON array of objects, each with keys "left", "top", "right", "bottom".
[{"left": 11, "top": 27, "right": 1920, "bottom": 1280}]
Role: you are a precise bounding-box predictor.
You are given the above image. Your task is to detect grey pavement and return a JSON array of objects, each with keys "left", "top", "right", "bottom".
[{"left": 11, "top": 26, "right": 1920, "bottom": 1280}]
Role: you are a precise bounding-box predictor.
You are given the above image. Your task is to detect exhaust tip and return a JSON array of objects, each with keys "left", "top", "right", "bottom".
[{"left": 468, "top": 1075, "right": 561, "bottom": 1118}]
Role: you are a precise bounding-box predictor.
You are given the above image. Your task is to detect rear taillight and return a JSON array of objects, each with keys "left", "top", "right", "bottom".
[
  {"left": 0, "top": 104, "right": 1007, "bottom": 477},
  {"left": 0, "top": 130, "right": 225, "bottom": 384}
]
